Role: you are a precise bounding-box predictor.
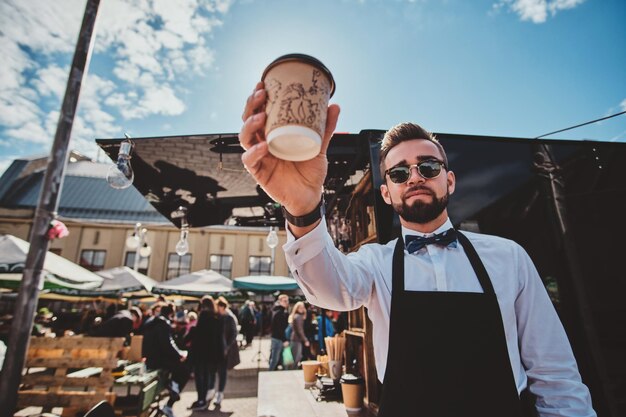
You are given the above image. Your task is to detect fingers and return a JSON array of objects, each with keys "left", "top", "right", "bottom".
[
  {"left": 239, "top": 111, "right": 267, "bottom": 151},
  {"left": 242, "top": 82, "right": 266, "bottom": 121},
  {"left": 320, "top": 104, "right": 341, "bottom": 155},
  {"left": 239, "top": 82, "right": 267, "bottom": 151},
  {"left": 241, "top": 141, "right": 270, "bottom": 178}
]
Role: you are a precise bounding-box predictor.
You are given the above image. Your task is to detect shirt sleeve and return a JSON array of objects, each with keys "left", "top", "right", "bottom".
[
  {"left": 283, "top": 217, "right": 378, "bottom": 311},
  {"left": 513, "top": 243, "right": 596, "bottom": 417}
]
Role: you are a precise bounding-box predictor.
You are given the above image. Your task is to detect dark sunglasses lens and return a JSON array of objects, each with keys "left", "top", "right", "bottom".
[
  {"left": 418, "top": 161, "right": 442, "bottom": 178},
  {"left": 388, "top": 166, "right": 410, "bottom": 183}
]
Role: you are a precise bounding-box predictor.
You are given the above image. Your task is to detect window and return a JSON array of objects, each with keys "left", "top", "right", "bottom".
[
  {"left": 80, "top": 250, "right": 106, "bottom": 272},
  {"left": 124, "top": 252, "right": 149, "bottom": 275},
  {"left": 167, "top": 253, "right": 192, "bottom": 279},
  {"left": 209, "top": 254, "right": 233, "bottom": 278},
  {"left": 248, "top": 256, "right": 271, "bottom": 276}
]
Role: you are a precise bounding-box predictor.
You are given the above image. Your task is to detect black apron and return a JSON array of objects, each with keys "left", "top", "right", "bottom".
[{"left": 377, "top": 231, "right": 524, "bottom": 417}]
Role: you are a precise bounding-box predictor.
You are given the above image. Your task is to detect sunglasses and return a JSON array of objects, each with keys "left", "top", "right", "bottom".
[{"left": 385, "top": 159, "right": 447, "bottom": 184}]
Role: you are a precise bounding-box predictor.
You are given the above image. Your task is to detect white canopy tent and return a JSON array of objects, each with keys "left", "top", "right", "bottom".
[{"left": 0, "top": 235, "right": 102, "bottom": 291}]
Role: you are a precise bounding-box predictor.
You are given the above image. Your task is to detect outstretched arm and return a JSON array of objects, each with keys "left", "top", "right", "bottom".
[{"left": 239, "top": 81, "right": 340, "bottom": 238}]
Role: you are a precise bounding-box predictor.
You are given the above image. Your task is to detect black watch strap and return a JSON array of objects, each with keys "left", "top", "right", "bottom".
[{"left": 281, "top": 198, "right": 324, "bottom": 227}]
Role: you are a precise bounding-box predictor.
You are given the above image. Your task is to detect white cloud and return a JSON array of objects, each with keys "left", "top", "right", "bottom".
[
  {"left": 32, "top": 65, "right": 67, "bottom": 98},
  {"left": 0, "top": 0, "right": 84, "bottom": 55},
  {"left": 492, "top": 0, "right": 585, "bottom": 23},
  {"left": 0, "top": 92, "right": 41, "bottom": 127},
  {"left": 5, "top": 121, "right": 50, "bottom": 143},
  {"left": 621, "top": 99, "right": 626, "bottom": 112},
  {"left": 0, "top": 0, "right": 231, "bottom": 160}
]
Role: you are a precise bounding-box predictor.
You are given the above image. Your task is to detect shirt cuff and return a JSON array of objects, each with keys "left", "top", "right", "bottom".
[{"left": 283, "top": 217, "right": 331, "bottom": 269}]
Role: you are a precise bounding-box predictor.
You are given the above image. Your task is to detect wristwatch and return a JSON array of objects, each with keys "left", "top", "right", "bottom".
[{"left": 281, "top": 198, "right": 325, "bottom": 227}]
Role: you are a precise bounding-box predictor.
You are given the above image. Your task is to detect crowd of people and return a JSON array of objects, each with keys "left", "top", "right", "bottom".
[
  {"left": 0, "top": 293, "right": 346, "bottom": 417},
  {"left": 268, "top": 294, "right": 347, "bottom": 371}
]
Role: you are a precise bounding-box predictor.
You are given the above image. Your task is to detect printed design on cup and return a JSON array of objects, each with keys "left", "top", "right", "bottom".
[{"left": 265, "top": 69, "right": 331, "bottom": 136}]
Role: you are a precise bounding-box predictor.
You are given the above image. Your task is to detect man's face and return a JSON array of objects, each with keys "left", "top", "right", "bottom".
[
  {"left": 279, "top": 297, "right": 289, "bottom": 308},
  {"left": 380, "top": 139, "right": 455, "bottom": 225}
]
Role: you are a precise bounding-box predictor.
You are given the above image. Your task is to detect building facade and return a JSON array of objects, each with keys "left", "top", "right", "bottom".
[{"left": 0, "top": 152, "right": 289, "bottom": 281}]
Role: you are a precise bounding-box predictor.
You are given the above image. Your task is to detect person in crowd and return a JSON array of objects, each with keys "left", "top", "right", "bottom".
[
  {"left": 32, "top": 307, "right": 55, "bottom": 337},
  {"left": 261, "top": 304, "right": 272, "bottom": 335},
  {"left": 186, "top": 296, "right": 223, "bottom": 411},
  {"left": 302, "top": 303, "right": 316, "bottom": 360},
  {"left": 172, "top": 309, "right": 188, "bottom": 349},
  {"left": 185, "top": 311, "right": 198, "bottom": 336},
  {"left": 334, "top": 311, "right": 348, "bottom": 335},
  {"left": 317, "top": 309, "right": 336, "bottom": 354},
  {"left": 269, "top": 294, "right": 289, "bottom": 371},
  {"left": 239, "top": 300, "right": 257, "bottom": 348},
  {"left": 90, "top": 306, "right": 142, "bottom": 344},
  {"left": 288, "top": 301, "right": 309, "bottom": 368},
  {"left": 139, "top": 300, "right": 166, "bottom": 332},
  {"left": 142, "top": 303, "right": 188, "bottom": 417},
  {"left": 239, "top": 83, "right": 596, "bottom": 416},
  {"left": 212, "top": 296, "right": 241, "bottom": 407}
]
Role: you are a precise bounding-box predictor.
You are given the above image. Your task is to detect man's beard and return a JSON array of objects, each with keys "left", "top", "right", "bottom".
[{"left": 392, "top": 186, "right": 449, "bottom": 224}]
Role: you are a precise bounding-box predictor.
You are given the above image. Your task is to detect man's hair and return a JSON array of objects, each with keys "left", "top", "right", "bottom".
[
  {"left": 217, "top": 296, "right": 229, "bottom": 309},
  {"left": 277, "top": 294, "right": 289, "bottom": 302},
  {"left": 379, "top": 122, "right": 448, "bottom": 178},
  {"left": 160, "top": 304, "right": 175, "bottom": 318},
  {"left": 201, "top": 295, "right": 216, "bottom": 313}
]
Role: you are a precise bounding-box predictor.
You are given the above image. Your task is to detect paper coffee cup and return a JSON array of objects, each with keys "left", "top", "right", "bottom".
[
  {"left": 301, "top": 360, "right": 320, "bottom": 385},
  {"left": 340, "top": 374, "right": 364, "bottom": 413},
  {"left": 262, "top": 53, "right": 336, "bottom": 161}
]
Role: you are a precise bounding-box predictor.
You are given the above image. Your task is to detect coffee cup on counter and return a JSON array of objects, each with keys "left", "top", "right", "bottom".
[{"left": 340, "top": 374, "right": 365, "bottom": 413}]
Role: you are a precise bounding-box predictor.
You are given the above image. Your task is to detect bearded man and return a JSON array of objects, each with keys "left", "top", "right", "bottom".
[{"left": 238, "top": 82, "right": 596, "bottom": 417}]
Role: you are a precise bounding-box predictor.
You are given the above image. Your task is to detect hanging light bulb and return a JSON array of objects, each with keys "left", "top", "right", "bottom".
[
  {"left": 176, "top": 228, "right": 189, "bottom": 256},
  {"left": 266, "top": 226, "right": 278, "bottom": 249},
  {"left": 125, "top": 223, "right": 141, "bottom": 249},
  {"left": 139, "top": 241, "right": 152, "bottom": 257},
  {"left": 106, "top": 138, "right": 134, "bottom": 189}
]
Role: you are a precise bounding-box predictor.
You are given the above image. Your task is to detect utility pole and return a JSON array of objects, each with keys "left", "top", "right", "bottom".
[{"left": 0, "top": 1, "right": 101, "bottom": 415}]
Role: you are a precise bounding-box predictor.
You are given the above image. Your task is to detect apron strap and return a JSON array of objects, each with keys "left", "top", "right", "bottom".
[{"left": 456, "top": 231, "right": 496, "bottom": 296}]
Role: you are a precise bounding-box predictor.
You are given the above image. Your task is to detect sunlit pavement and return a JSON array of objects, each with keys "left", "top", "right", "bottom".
[{"left": 172, "top": 336, "right": 271, "bottom": 417}]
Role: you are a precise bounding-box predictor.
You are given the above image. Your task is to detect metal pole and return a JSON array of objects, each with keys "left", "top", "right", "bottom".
[{"left": 0, "top": 1, "right": 101, "bottom": 415}]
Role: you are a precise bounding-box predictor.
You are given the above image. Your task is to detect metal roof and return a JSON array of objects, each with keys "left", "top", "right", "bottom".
[{"left": 0, "top": 158, "right": 168, "bottom": 224}]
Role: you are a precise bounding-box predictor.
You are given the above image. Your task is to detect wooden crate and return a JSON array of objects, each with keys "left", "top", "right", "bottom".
[{"left": 18, "top": 336, "right": 124, "bottom": 417}]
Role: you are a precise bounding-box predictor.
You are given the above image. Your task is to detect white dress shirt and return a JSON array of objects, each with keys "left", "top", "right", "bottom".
[{"left": 284, "top": 217, "right": 596, "bottom": 417}]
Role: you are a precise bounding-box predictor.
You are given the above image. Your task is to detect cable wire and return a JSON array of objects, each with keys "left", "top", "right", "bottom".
[{"left": 534, "top": 110, "right": 626, "bottom": 139}]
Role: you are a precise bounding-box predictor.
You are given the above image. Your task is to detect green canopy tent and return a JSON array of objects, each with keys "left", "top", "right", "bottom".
[
  {"left": 0, "top": 235, "right": 103, "bottom": 291},
  {"left": 232, "top": 275, "right": 300, "bottom": 292}
]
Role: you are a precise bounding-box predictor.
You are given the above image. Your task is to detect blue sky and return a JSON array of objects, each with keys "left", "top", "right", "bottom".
[{"left": 1, "top": 0, "right": 624, "bottom": 175}]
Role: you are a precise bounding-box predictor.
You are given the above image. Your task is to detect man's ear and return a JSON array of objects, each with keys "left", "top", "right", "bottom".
[
  {"left": 447, "top": 170, "right": 456, "bottom": 195},
  {"left": 380, "top": 184, "right": 392, "bottom": 205}
]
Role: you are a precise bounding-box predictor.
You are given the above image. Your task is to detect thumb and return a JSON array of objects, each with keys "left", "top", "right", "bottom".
[{"left": 320, "top": 104, "right": 341, "bottom": 155}]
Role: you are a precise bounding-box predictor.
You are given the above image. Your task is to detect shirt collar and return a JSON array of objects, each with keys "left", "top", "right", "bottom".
[{"left": 401, "top": 218, "right": 454, "bottom": 242}]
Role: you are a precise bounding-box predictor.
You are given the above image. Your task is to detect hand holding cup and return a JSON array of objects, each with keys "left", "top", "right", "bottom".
[{"left": 239, "top": 55, "right": 340, "bottom": 233}]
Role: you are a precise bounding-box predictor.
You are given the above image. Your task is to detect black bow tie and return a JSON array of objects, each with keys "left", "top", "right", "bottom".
[{"left": 405, "top": 228, "right": 458, "bottom": 254}]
